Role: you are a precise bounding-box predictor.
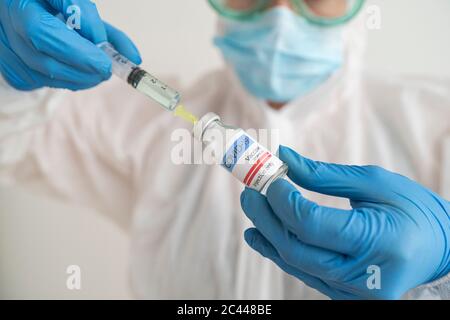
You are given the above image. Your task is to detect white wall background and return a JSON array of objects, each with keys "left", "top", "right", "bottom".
[{"left": 1, "top": 0, "right": 449, "bottom": 299}]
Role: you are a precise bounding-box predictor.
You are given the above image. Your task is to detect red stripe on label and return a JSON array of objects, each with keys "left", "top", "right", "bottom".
[
  {"left": 244, "top": 152, "right": 270, "bottom": 185},
  {"left": 246, "top": 153, "right": 272, "bottom": 187}
]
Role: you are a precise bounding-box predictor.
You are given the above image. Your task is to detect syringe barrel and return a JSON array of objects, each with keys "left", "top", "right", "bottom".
[
  {"left": 127, "top": 68, "right": 181, "bottom": 111},
  {"left": 98, "top": 42, "right": 136, "bottom": 81},
  {"left": 98, "top": 42, "right": 181, "bottom": 111}
]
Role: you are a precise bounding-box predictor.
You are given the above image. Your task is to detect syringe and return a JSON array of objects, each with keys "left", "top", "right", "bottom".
[{"left": 98, "top": 42, "right": 181, "bottom": 111}]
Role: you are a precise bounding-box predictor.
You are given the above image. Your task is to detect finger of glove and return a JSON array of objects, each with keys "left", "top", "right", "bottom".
[
  {"left": 46, "top": 77, "right": 105, "bottom": 91},
  {"left": 0, "top": 60, "right": 103, "bottom": 91},
  {"left": 266, "top": 179, "right": 367, "bottom": 256},
  {"left": 0, "top": 65, "right": 39, "bottom": 91},
  {"left": 45, "top": 0, "right": 107, "bottom": 44},
  {"left": 244, "top": 228, "right": 343, "bottom": 299},
  {"left": 104, "top": 22, "right": 142, "bottom": 65},
  {"left": 246, "top": 228, "right": 359, "bottom": 300},
  {"left": 8, "top": 0, "right": 111, "bottom": 76},
  {"left": 3, "top": 27, "right": 109, "bottom": 84},
  {"left": 241, "top": 188, "right": 348, "bottom": 281},
  {"left": 278, "top": 146, "right": 388, "bottom": 202},
  {"left": 0, "top": 27, "right": 37, "bottom": 90}
]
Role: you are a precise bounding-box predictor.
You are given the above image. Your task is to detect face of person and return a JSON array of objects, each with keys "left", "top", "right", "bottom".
[
  {"left": 215, "top": 0, "right": 352, "bottom": 108},
  {"left": 225, "top": 0, "right": 348, "bottom": 18}
]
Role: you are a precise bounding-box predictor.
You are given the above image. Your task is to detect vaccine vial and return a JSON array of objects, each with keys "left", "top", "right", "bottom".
[{"left": 193, "top": 113, "right": 288, "bottom": 194}]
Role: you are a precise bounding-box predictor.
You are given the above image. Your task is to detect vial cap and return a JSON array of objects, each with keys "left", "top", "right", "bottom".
[{"left": 193, "top": 112, "right": 221, "bottom": 142}]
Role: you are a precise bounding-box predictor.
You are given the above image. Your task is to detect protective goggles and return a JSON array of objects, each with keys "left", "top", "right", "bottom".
[{"left": 208, "top": 0, "right": 365, "bottom": 26}]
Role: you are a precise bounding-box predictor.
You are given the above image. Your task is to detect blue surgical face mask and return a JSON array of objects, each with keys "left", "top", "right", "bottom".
[{"left": 214, "top": 8, "right": 344, "bottom": 103}]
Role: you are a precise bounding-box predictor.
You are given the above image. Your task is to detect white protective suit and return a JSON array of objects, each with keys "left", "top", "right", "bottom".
[{"left": 1, "top": 15, "right": 450, "bottom": 299}]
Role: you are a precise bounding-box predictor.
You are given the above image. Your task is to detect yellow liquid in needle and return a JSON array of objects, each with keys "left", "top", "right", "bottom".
[{"left": 174, "top": 105, "right": 198, "bottom": 124}]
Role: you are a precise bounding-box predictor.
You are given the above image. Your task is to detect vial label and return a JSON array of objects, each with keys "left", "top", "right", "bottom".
[{"left": 221, "top": 132, "right": 284, "bottom": 192}]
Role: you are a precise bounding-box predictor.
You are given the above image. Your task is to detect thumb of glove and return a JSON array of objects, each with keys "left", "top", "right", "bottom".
[
  {"left": 278, "top": 146, "right": 385, "bottom": 201},
  {"left": 45, "top": 0, "right": 107, "bottom": 44}
]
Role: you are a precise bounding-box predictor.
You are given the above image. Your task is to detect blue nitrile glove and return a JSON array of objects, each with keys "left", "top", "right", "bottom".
[
  {"left": 0, "top": 0, "right": 141, "bottom": 91},
  {"left": 241, "top": 146, "right": 450, "bottom": 300}
]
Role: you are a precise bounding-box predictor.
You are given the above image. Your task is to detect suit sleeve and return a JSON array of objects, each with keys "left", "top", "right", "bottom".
[{"left": 0, "top": 77, "right": 168, "bottom": 231}]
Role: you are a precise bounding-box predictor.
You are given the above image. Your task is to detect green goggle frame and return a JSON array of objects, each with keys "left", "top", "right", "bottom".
[{"left": 208, "top": 0, "right": 366, "bottom": 26}]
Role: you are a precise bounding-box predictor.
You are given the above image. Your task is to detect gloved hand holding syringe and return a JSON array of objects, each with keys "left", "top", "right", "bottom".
[
  {"left": 99, "top": 42, "right": 287, "bottom": 194},
  {"left": 98, "top": 42, "right": 198, "bottom": 124}
]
